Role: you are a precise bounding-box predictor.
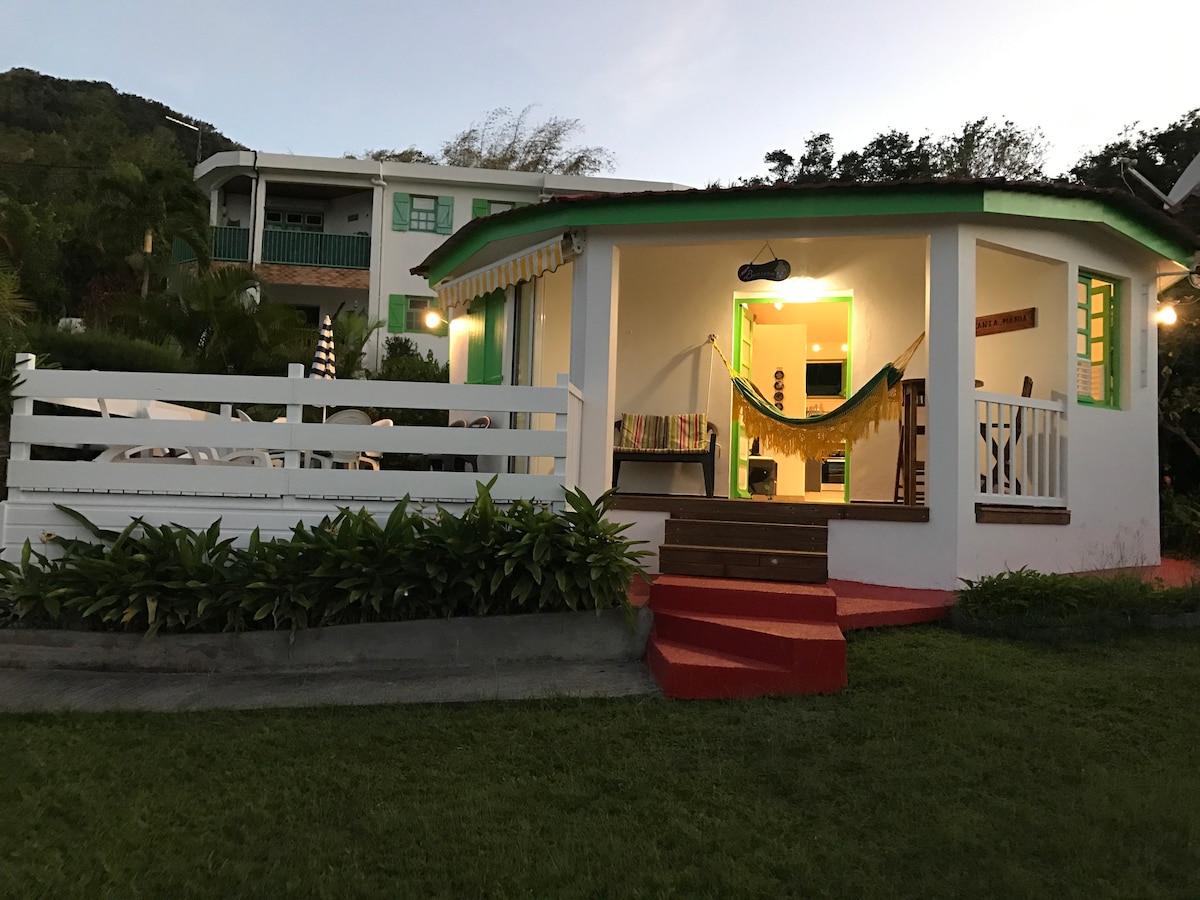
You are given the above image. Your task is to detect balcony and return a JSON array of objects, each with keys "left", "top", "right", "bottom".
[
  {"left": 169, "top": 227, "right": 370, "bottom": 270},
  {"left": 262, "top": 230, "right": 370, "bottom": 269},
  {"left": 170, "top": 226, "right": 250, "bottom": 265}
]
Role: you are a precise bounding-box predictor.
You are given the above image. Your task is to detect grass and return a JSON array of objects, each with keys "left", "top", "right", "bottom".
[{"left": 1, "top": 627, "right": 1198, "bottom": 899}]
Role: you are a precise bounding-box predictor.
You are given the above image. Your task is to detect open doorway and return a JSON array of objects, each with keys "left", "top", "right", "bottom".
[{"left": 731, "top": 294, "right": 852, "bottom": 501}]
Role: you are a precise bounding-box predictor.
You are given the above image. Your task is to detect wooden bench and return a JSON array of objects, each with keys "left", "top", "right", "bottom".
[{"left": 612, "top": 414, "right": 718, "bottom": 498}]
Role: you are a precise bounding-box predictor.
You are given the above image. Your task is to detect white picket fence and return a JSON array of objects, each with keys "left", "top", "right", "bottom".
[
  {"left": 2, "top": 356, "right": 578, "bottom": 554},
  {"left": 974, "top": 390, "right": 1067, "bottom": 507}
]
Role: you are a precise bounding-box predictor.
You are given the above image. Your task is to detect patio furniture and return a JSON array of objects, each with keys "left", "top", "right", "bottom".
[
  {"left": 305, "top": 409, "right": 392, "bottom": 470},
  {"left": 612, "top": 413, "right": 718, "bottom": 498}
]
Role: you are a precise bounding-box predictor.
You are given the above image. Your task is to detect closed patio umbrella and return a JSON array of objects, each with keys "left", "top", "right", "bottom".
[{"left": 310, "top": 314, "right": 336, "bottom": 380}]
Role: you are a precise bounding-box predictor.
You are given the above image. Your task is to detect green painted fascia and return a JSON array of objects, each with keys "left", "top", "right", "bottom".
[
  {"left": 426, "top": 187, "right": 1194, "bottom": 284},
  {"left": 425, "top": 190, "right": 987, "bottom": 283},
  {"left": 982, "top": 192, "right": 1193, "bottom": 265}
]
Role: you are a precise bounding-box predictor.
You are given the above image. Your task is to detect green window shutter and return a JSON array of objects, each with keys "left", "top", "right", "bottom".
[
  {"left": 483, "top": 290, "right": 505, "bottom": 385},
  {"left": 465, "top": 297, "right": 485, "bottom": 384},
  {"left": 392, "top": 193, "right": 411, "bottom": 231},
  {"left": 387, "top": 294, "right": 407, "bottom": 333},
  {"left": 471, "top": 198, "right": 490, "bottom": 219},
  {"left": 435, "top": 196, "right": 454, "bottom": 234}
]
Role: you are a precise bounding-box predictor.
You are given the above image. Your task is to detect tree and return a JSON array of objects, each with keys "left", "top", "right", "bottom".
[
  {"left": 347, "top": 106, "right": 615, "bottom": 175},
  {"left": 1069, "top": 109, "right": 1200, "bottom": 234},
  {"left": 92, "top": 161, "right": 211, "bottom": 296},
  {"left": 935, "top": 118, "right": 1046, "bottom": 179}
]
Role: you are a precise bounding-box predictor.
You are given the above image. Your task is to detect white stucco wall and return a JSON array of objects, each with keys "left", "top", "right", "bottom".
[{"left": 326, "top": 192, "right": 373, "bottom": 236}]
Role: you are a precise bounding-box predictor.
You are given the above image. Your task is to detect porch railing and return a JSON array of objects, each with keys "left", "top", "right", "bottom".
[
  {"left": 170, "top": 226, "right": 252, "bottom": 265},
  {"left": 6, "top": 357, "right": 573, "bottom": 511},
  {"left": 975, "top": 390, "right": 1067, "bottom": 507},
  {"left": 261, "top": 231, "right": 370, "bottom": 269}
]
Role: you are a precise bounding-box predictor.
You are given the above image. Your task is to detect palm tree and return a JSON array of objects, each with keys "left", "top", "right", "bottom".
[{"left": 92, "top": 161, "right": 211, "bottom": 297}]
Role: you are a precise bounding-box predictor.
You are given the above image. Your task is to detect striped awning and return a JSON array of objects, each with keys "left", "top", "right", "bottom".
[{"left": 436, "top": 233, "right": 578, "bottom": 309}]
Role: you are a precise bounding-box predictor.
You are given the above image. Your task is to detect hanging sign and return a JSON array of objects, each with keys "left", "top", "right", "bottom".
[
  {"left": 976, "top": 307, "right": 1037, "bottom": 337},
  {"left": 737, "top": 258, "right": 791, "bottom": 282}
]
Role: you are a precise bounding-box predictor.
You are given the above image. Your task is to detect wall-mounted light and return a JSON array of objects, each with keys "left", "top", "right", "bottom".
[
  {"left": 425, "top": 311, "right": 448, "bottom": 329},
  {"left": 812, "top": 344, "right": 821, "bottom": 353},
  {"left": 1155, "top": 304, "right": 1178, "bottom": 325},
  {"left": 774, "top": 301, "right": 783, "bottom": 310},
  {"left": 841, "top": 343, "right": 849, "bottom": 352}
]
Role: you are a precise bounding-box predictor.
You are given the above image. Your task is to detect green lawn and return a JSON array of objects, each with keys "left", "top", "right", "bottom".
[{"left": 2, "top": 628, "right": 1198, "bottom": 899}]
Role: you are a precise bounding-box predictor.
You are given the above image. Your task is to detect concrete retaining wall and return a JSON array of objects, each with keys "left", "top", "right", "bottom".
[{"left": 0, "top": 608, "right": 653, "bottom": 674}]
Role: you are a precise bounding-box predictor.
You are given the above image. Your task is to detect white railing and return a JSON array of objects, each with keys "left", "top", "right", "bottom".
[
  {"left": 975, "top": 390, "right": 1067, "bottom": 507},
  {"left": 7, "top": 357, "right": 575, "bottom": 506}
]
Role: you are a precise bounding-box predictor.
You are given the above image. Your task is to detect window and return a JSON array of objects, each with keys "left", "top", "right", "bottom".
[
  {"left": 471, "top": 198, "right": 524, "bottom": 219},
  {"left": 1076, "top": 271, "right": 1119, "bottom": 407},
  {"left": 265, "top": 209, "right": 323, "bottom": 232},
  {"left": 466, "top": 290, "right": 505, "bottom": 385},
  {"left": 387, "top": 295, "right": 447, "bottom": 336},
  {"left": 391, "top": 193, "right": 453, "bottom": 234}
]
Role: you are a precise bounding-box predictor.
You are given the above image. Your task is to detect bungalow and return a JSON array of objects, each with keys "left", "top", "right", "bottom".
[{"left": 413, "top": 180, "right": 1199, "bottom": 591}]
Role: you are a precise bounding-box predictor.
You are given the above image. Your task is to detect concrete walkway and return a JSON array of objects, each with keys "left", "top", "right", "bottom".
[{"left": 0, "top": 660, "right": 661, "bottom": 714}]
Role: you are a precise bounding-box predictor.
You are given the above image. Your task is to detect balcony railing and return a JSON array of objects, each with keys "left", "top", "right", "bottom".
[
  {"left": 975, "top": 391, "right": 1067, "bottom": 507},
  {"left": 262, "top": 230, "right": 370, "bottom": 269},
  {"left": 170, "top": 226, "right": 251, "bottom": 265}
]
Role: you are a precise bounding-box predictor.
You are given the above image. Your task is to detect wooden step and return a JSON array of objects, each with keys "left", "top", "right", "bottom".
[
  {"left": 649, "top": 575, "right": 838, "bottom": 620},
  {"left": 664, "top": 518, "right": 827, "bottom": 552},
  {"left": 647, "top": 637, "right": 845, "bottom": 699},
  {"left": 665, "top": 501, "right": 836, "bottom": 525},
  {"left": 653, "top": 609, "right": 845, "bottom": 671},
  {"left": 659, "top": 545, "right": 828, "bottom": 583}
]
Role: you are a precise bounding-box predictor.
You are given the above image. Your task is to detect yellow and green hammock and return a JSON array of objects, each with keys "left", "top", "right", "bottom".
[{"left": 710, "top": 333, "right": 925, "bottom": 459}]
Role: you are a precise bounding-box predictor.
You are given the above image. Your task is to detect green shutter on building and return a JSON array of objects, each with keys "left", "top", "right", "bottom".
[
  {"left": 387, "top": 294, "right": 406, "bottom": 333},
  {"left": 471, "top": 198, "right": 490, "bottom": 219},
  {"left": 435, "top": 196, "right": 454, "bottom": 234},
  {"left": 392, "top": 193, "right": 411, "bottom": 231},
  {"left": 466, "top": 297, "right": 485, "bottom": 384},
  {"left": 465, "top": 290, "right": 505, "bottom": 385}
]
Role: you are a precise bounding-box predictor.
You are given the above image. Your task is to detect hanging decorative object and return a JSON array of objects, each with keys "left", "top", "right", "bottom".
[{"left": 737, "top": 241, "right": 791, "bottom": 282}]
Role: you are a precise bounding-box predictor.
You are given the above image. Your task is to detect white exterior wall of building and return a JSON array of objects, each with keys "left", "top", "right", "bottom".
[{"left": 194, "top": 152, "right": 687, "bottom": 370}]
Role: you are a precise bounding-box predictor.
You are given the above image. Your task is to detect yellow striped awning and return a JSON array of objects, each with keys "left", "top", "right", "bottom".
[{"left": 436, "top": 233, "right": 577, "bottom": 309}]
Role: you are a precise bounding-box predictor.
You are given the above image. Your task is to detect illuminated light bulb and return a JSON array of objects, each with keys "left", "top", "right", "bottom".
[
  {"left": 841, "top": 344, "right": 848, "bottom": 352},
  {"left": 774, "top": 302, "right": 783, "bottom": 310},
  {"left": 1156, "top": 304, "right": 1178, "bottom": 325},
  {"left": 425, "top": 310, "right": 444, "bottom": 328},
  {"left": 812, "top": 344, "right": 821, "bottom": 352}
]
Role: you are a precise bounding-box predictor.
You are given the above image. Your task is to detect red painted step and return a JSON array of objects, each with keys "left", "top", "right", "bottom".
[
  {"left": 829, "top": 579, "right": 955, "bottom": 630},
  {"left": 648, "top": 638, "right": 840, "bottom": 700},
  {"left": 649, "top": 575, "right": 838, "bottom": 622},
  {"left": 653, "top": 610, "right": 844, "bottom": 673}
]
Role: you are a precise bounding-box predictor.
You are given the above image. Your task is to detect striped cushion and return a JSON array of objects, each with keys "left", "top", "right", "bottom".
[{"left": 617, "top": 414, "right": 708, "bottom": 451}]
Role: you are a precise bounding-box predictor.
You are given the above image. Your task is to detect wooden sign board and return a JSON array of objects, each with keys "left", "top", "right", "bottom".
[{"left": 976, "top": 307, "right": 1037, "bottom": 337}]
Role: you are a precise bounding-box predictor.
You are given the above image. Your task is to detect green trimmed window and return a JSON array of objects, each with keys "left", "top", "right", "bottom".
[
  {"left": 392, "top": 193, "right": 453, "bottom": 233},
  {"left": 465, "top": 290, "right": 505, "bottom": 385},
  {"left": 265, "top": 209, "right": 323, "bottom": 232},
  {"left": 387, "top": 295, "right": 447, "bottom": 336},
  {"left": 1076, "top": 272, "right": 1120, "bottom": 407},
  {"left": 471, "top": 198, "right": 525, "bottom": 219}
]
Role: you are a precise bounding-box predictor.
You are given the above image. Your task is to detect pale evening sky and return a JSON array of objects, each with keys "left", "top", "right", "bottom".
[{"left": 2, "top": 0, "right": 1196, "bottom": 187}]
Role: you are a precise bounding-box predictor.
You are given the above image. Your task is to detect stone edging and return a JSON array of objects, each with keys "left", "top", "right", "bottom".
[{"left": 0, "top": 608, "right": 653, "bottom": 674}]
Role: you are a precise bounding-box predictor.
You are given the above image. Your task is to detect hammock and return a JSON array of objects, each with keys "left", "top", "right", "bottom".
[{"left": 710, "top": 333, "right": 925, "bottom": 459}]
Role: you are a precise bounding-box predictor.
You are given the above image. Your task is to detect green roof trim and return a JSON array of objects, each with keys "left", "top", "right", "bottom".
[{"left": 420, "top": 182, "right": 1197, "bottom": 284}]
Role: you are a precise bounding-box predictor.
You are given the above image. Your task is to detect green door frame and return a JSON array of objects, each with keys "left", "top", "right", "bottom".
[{"left": 730, "top": 293, "right": 854, "bottom": 500}]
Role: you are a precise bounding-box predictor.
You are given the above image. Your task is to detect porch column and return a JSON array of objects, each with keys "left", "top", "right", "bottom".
[
  {"left": 251, "top": 176, "right": 267, "bottom": 265},
  {"left": 368, "top": 178, "right": 387, "bottom": 370},
  {"left": 569, "top": 233, "right": 619, "bottom": 498},
  {"left": 925, "top": 226, "right": 977, "bottom": 576},
  {"left": 209, "top": 187, "right": 220, "bottom": 226}
]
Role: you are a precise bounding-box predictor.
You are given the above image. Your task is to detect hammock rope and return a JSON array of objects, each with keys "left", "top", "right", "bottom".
[{"left": 710, "top": 333, "right": 925, "bottom": 459}]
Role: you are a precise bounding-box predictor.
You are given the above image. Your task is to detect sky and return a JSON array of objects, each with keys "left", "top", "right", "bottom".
[{"left": 2, "top": 0, "right": 1197, "bottom": 188}]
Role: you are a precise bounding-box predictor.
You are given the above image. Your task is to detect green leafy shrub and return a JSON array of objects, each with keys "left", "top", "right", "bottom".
[
  {"left": 24, "top": 322, "right": 193, "bottom": 373},
  {"left": 0, "top": 483, "right": 649, "bottom": 634},
  {"left": 1160, "top": 484, "right": 1200, "bottom": 557},
  {"left": 953, "top": 566, "right": 1200, "bottom": 640}
]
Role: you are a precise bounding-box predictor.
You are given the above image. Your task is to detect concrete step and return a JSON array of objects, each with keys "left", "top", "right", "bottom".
[
  {"left": 652, "top": 609, "right": 845, "bottom": 671},
  {"left": 648, "top": 575, "right": 838, "bottom": 621},
  {"left": 659, "top": 544, "right": 828, "bottom": 583}
]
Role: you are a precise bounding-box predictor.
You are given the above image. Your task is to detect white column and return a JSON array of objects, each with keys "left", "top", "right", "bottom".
[
  {"left": 368, "top": 180, "right": 387, "bottom": 370},
  {"left": 925, "top": 226, "right": 976, "bottom": 581},
  {"left": 251, "top": 176, "right": 267, "bottom": 265},
  {"left": 209, "top": 187, "right": 220, "bottom": 226},
  {"left": 568, "top": 233, "right": 619, "bottom": 498}
]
